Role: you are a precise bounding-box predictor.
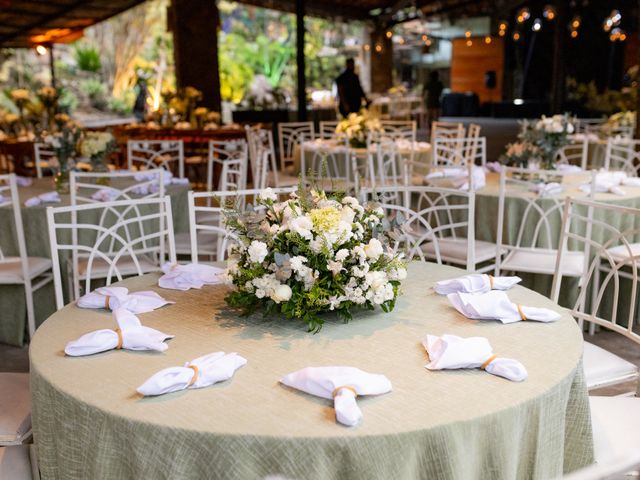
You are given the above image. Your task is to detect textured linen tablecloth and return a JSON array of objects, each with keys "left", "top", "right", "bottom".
[
  {"left": 30, "top": 262, "right": 593, "bottom": 480},
  {"left": 0, "top": 177, "right": 190, "bottom": 346}
]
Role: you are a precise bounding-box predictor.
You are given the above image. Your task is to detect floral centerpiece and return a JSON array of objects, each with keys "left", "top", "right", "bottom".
[
  {"left": 519, "top": 114, "right": 575, "bottom": 169},
  {"left": 335, "top": 109, "right": 383, "bottom": 148},
  {"left": 37, "top": 86, "right": 59, "bottom": 130},
  {"left": 8, "top": 89, "right": 30, "bottom": 120},
  {"left": 224, "top": 187, "right": 406, "bottom": 333},
  {"left": 78, "top": 131, "right": 116, "bottom": 179},
  {"left": 603, "top": 111, "right": 636, "bottom": 137},
  {"left": 499, "top": 141, "right": 543, "bottom": 168},
  {"left": 44, "top": 120, "right": 81, "bottom": 193}
]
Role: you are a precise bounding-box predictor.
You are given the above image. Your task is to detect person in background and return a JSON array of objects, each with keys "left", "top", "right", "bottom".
[
  {"left": 425, "top": 70, "right": 444, "bottom": 131},
  {"left": 133, "top": 77, "right": 148, "bottom": 122},
  {"left": 336, "top": 58, "right": 369, "bottom": 118}
]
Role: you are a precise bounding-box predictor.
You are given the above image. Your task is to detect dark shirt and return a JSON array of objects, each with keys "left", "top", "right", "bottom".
[
  {"left": 425, "top": 79, "right": 444, "bottom": 109},
  {"left": 336, "top": 70, "right": 367, "bottom": 117}
]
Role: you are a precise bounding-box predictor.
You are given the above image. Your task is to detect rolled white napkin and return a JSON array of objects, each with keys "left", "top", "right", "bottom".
[
  {"left": 422, "top": 334, "right": 527, "bottom": 382},
  {"left": 24, "top": 191, "right": 60, "bottom": 207},
  {"left": 555, "top": 164, "right": 582, "bottom": 173},
  {"left": 76, "top": 286, "right": 174, "bottom": 314},
  {"left": 15, "top": 176, "right": 32, "bottom": 187},
  {"left": 434, "top": 274, "right": 521, "bottom": 295},
  {"left": 280, "top": 366, "right": 392, "bottom": 427},
  {"left": 64, "top": 308, "right": 173, "bottom": 356},
  {"left": 158, "top": 262, "right": 226, "bottom": 291},
  {"left": 91, "top": 188, "right": 120, "bottom": 202},
  {"left": 447, "top": 290, "right": 561, "bottom": 323},
  {"left": 579, "top": 182, "right": 625, "bottom": 196},
  {"left": 136, "top": 352, "right": 247, "bottom": 396},
  {"left": 134, "top": 170, "right": 172, "bottom": 185},
  {"left": 529, "top": 182, "right": 564, "bottom": 197},
  {"left": 425, "top": 167, "right": 467, "bottom": 180}
]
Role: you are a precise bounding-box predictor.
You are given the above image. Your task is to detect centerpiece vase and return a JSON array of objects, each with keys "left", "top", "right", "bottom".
[
  {"left": 91, "top": 154, "right": 110, "bottom": 186},
  {"left": 54, "top": 154, "right": 70, "bottom": 194}
]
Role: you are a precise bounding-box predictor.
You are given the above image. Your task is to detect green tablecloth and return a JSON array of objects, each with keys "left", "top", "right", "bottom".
[
  {"left": 30, "top": 262, "right": 593, "bottom": 479},
  {"left": 0, "top": 178, "right": 190, "bottom": 346}
]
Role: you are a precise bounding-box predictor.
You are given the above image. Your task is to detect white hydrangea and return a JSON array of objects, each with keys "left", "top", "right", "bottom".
[
  {"left": 259, "top": 187, "right": 277, "bottom": 202},
  {"left": 289, "top": 215, "right": 313, "bottom": 240},
  {"left": 335, "top": 249, "right": 349, "bottom": 262}
]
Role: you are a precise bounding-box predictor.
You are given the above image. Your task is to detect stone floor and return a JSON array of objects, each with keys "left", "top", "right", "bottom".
[{"left": 2, "top": 328, "right": 638, "bottom": 395}]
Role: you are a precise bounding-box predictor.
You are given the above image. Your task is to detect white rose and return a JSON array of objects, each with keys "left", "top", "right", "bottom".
[
  {"left": 335, "top": 249, "right": 349, "bottom": 262},
  {"left": 289, "top": 215, "right": 313, "bottom": 240},
  {"left": 247, "top": 240, "right": 268, "bottom": 264},
  {"left": 340, "top": 206, "right": 356, "bottom": 224},
  {"left": 271, "top": 284, "right": 292, "bottom": 303},
  {"left": 259, "top": 187, "right": 277, "bottom": 202},
  {"left": 364, "top": 238, "right": 384, "bottom": 260}
]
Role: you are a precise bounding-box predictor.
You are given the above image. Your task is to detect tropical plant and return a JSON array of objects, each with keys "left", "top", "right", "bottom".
[{"left": 73, "top": 44, "right": 102, "bottom": 72}]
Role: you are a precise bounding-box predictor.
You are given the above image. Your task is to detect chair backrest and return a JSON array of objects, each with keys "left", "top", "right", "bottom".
[
  {"left": 605, "top": 138, "right": 640, "bottom": 176},
  {"left": 319, "top": 121, "right": 339, "bottom": 139},
  {"left": 380, "top": 120, "right": 416, "bottom": 142},
  {"left": 246, "top": 126, "right": 276, "bottom": 189},
  {"left": 495, "top": 167, "right": 594, "bottom": 264},
  {"left": 127, "top": 139, "right": 185, "bottom": 178},
  {"left": 365, "top": 140, "right": 403, "bottom": 200},
  {"left": 360, "top": 185, "right": 476, "bottom": 270},
  {"left": 431, "top": 121, "right": 464, "bottom": 144},
  {"left": 433, "top": 136, "right": 486, "bottom": 167},
  {"left": 207, "top": 139, "right": 248, "bottom": 192},
  {"left": 551, "top": 197, "right": 640, "bottom": 346},
  {"left": 70, "top": 169, "right": 166, "bottom": 205},
  {"left": 467, "top": 123, "right": 481, "bottom": 139},
  {"left": 47, "top": 196, "right": 177, "bottom": 309},
  {"left": 555, "top": 138, "right": 589, "bottom": 170},
  {"left": 34, "top": 142, "right": 56, "bottom": 179},
  {"left": 277, "top": 121, "right": 314, "bottom": 170},
  {"left": 576, "top": 117, "right": 606, "bottom": 134},
  {"left": 189, "top": 187, "right": 297, "bottom": 263}
]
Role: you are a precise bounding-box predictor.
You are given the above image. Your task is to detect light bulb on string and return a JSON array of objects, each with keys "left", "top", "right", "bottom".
[
  {"left": 571, "top": 16, "right": 581, "bottom": 30},
  {"left": 466, "top": 39, "right": 473, "bottom": 47},
  {"left": 484, "top": 36, "right": 492, "bottom": 44},
  {"left": 516, "top": 8, "right": 530, "bottom": 24},
  {"left": 532, "top": 19, "right": 542, "bottom": 32},
  {"left": 543, "top": 5, "right": 556, "bottom": 20},
  {"left": 385, "top": 31, "right": 393, "bottom": 39},
  {"left": 513, "top": 31, "right": 521, "bottom": 41},
  {"left": 35, "top": 45, "right": 48, "bottom": 56},
  {"left": 570, "top": 29, "right": 578, "bottom": 39},
  {"left": 465, "top": 30, "right": 472, "bottom": 38}
]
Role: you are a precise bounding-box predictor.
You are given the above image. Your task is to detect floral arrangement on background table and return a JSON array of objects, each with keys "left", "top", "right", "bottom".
[
  {"left": 335, "top": 109, "right": 383, "bottom": 148},
  {"left": 44, "top": 119, "right": 82, "bottom": 193},
  {"left": 603, "top": 110, "right": 636, "bottom": 136},
  {"left": 519, "top": 114, "right": 575, "bottom": 169},
  {"left": 499, "top": 141, "right": 543, "bottom": 168},
  {"left": 78, "top": 131, "right": 116, "bottom": 179},
  {"left": 224, "top": 187, "right": 406, "bottom": 332}
]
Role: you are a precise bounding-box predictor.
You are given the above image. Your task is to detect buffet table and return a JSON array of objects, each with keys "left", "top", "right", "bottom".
[{"left": 30, "top": 262, "right": 593, "bottom": 479}]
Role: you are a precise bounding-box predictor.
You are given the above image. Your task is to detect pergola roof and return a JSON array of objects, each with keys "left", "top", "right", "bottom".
[{"left": 0, "top": 0, "right": 147, "bottom": 48}]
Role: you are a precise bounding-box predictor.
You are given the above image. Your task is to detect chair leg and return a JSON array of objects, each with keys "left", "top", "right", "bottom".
[
  {"left": 29, "top": 444, "right": 40, "bottom": 480},
  {"left": 23, "top": 281, "right": 36, "bottom": 339}
]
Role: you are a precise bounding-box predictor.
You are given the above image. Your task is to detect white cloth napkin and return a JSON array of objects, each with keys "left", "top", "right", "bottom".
[
  {"left": 425, "top": 167, "right": 467, "bottom": 179},
  {"left": 454, "top": 166, "right": 486, "bottom": 191},
  {"left": 422, "top": 334, "right": 528, "bottom": 382},
  {"left": 15, "top": 176, "right": 32, "bottom": 187},
  {"left": 579, "top": 182, "right": 625, "bottom": 196},
  {"left": 434, "top": 274, "right": 521, "bottom": 295},
  {"left": 64, "top": 308, "right": 173, "bottom": 356},
  {"left": 280, "top": 366, "right": 392, "bottom": 427},
  {"left": 529, "top": 182, "right": 564, "bottom": 197},
  {"left": 484, "top": 161, "right": 502, "bottom": 173},
  {"left": 170, "top": 177, "right": 190, "bottom": 185},
  {"left": 24, "top": 191, "right": 60, "bottom": 207},
  {"left": 76, "top": 286, "right": 174, "bottom": 314},
  {"left": 158, "top": 263, "right": 226, "bottom": 290},
  {"left": 555, "top": 164, "right": 582, "bottom": 173},
  {"left": 134, "top": 170, "right": 172, "bottom": 185},
  {"left": 136, "top": 352, "right": 247, "bottom": 396},
  {"left": 447, "top": 290, "right": 561, "bottom": 323},
  {"left": 580, "top": 170, "right": 636, "bottom": 195},
  {"left": 91, "top": 188, "right": 120, "bottom": 202}
]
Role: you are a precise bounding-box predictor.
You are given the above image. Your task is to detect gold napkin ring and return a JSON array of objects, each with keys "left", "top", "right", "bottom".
[
  {"left": 105, "top": 295, "right": 111, "bottom": 309},
  {"left": 332, "top": 386, "right": 358, "bottom": 398},
  {"left": 480, "top": 354, "right": 497, "bottom": 370},
  {"left": 114, "top": 328, "right": 123, "bottom": 349},
  {"left": 187, "top": 365, "right": 199, "bottom": 386},
  {"left": 488, "top": 275, "right": 494, "bottom": 289},
  {"left": 516, "top": 304, "right": 527, "bottom": 321}
]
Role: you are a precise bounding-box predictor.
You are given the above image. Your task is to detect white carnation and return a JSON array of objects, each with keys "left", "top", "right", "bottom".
[
  {"left": 259, "top": 187, "right": 277, "bottom": 202},
  {"left": 289, "top": 215, "right": 313, "bottom": 240}
]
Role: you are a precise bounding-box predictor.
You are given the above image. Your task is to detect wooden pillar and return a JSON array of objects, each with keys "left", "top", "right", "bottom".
[
  {"left": 169, "top": 0, "right": 221, "bottom": 111},
  {"left": 296, "top": 0, "right": 307, "bottom": 121},
  {"left": 369, "top": 25, "right": 393, "bottom": 93},
  {"left": 550, "top": 0, "right": 568, "bottom": 114}
]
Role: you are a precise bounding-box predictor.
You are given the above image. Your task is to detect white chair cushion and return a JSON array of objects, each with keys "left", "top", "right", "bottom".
[
  {"left": 77, "top": 255, "right": 158, "bottom": 279},
  {"left": 0, "top": 373, "right": 31, "bottom": 445},
  {"left": 605, "top": 243, "right": 640, "bottom": 262},
  {"left": 422, "top": 237, "right": 505, "bottom": 264},
  {"left": 584, "top": 341, "right": 638, "bottom": 390},
  {"left": 590, "top": 396, "right": 640, "bottom": 463},
  {"left": 0, "top": 446, "right": 33, "bottom": 480},
  {"left": 0, "top": 258, "right": 52, "bottom": 284},
  {"left": 500, "top": 248, "right": 584, "bottom": 276}
]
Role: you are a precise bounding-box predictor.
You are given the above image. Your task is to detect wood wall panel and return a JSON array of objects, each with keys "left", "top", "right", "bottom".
[{"left": 451, "top": 37, "right": 504, "bottom": 104}]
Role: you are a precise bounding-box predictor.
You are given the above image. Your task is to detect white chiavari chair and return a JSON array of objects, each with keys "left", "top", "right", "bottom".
[
  {"left": 431, "top": 121, "right": 464, "bottom": 145},
  {"left": 32, "top": 143, "right": 57, "bottom": 178},
  {"left": 432, "top": 136, "right": 486, "bottom": 167},
  {"left": 605, "top": 138, "right": 640, "bottom": 177},
  {"left": 551, "top": 197, "right": 640, "bottom": 392},
  {"left": 47, "top": 197, "right": 176, "bottom": 308},
  {"left": 127, "top": 139, "right": 185, "bottom": 178},
  {"left": 556, "top": 138, "right": 589, "bottom": 170},
  {"left": 70, "top": 169, "right": 165, "bottom": 205},
  {"left": 189, "top": 187, "right": 297, "bottom": 263},
  {"left": 206, "top": 139, "right": 248, "bottom": 193},
  {"left": 246, "top": 126, "right": 297, "bottom": 189},
  {"left": 277, "top": 122, "right": 314, "bottom": 173},
  {"left": 364, "top": 140, "right": 403, "bottom": 202},
  {"left": 380, "top": 120, "right": 417, "bottom": 142},
  {"left": 319, "top": 121, "right": 339, "bottom": 139},
  {"left": 495, "top": 167, "right": 593, "bottom": 280}
]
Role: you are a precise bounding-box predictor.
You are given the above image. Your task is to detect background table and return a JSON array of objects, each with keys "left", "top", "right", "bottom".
[
  {"left": 0, "top": 178, "right": 190, "bottom": 346},
  {"left": 31, "top": 262, "right": 593, "bottom": 479}
]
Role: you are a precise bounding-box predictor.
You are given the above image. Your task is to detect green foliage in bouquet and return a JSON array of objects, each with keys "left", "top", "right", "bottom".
[{"left": 223, "top": 185, "right": 407, "bottom": 333}]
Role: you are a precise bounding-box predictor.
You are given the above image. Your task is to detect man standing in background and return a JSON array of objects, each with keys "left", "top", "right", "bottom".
[
  {"left": 336, "top": 58, "right": 369, "bottom": 118},
  {"left": 425, "top": 70, "right": 444, "bottom": 130}
]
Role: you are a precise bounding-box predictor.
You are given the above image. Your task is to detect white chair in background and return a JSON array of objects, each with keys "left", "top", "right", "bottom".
[
  {"left": 432, "top": 136, "right": 487, "bottom": 167},
  {"left": 576, "top": 117, "right": 606, "bottom": 134},
  {"left": 431, "top": 121, "right": 464, "bottom": 145},
  {"left": 380, "top": 120, "right": 417, "bottom": 142},
  {"left": 32, "top": 143, "right": 57, "bottom": 178},
  {"left": 0, "top": 174, "right": 53, "bottom": 335},
  {"left": 551, "top": 197, "right": 640, "bottom": 392},
  {"left": 605, "top": 138, "right": 640, "bottom": 176},
  {"left": 495, "top": 167, "right": 591, "bottom": 280},
  {"left": 246, "top": 126, "right": 297, "bottom": 189},
  {"left": 556, "top": 138, "right": 589, "bottom": 170},
  {"left": 364, "top": 140, "right": 403, "bottom": 199},
  {"left": 47, "top": 197, "right": 177, "bottom": 309},
  {"left": 206, "top": 139, "right": 248, "bottom": 192},
  {"left": 277, "top": 121, "right": 314, "bottom": 173},
  {"left": 70, "top": 169, "right": 165, "bottom": 205},
  {"left": 361, "top": 186, "right": 498, "bottom": 272},
  {"left": 127, "top": 139, "right": 185, "bottom": 178},
  {"left": 318, "top": 121, "right": 339, "bottom": 139},
  {"left": 189, "top": 187, "right": 297, "bottom": 263}
]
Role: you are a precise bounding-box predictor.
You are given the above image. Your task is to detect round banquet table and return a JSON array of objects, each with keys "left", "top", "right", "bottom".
[
  {"left": 30, "top": 262, "right": 593, "bottom": 480},
  {"left": 0, "top": 177, "right": 190, "bottom": 347}
]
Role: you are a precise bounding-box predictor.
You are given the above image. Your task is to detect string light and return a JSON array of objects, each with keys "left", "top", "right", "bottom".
[
  {"left": 543, "top": 5, "right": 556, "bottom": 20},
  {"left": 513, "top": 32, "right": 521, "bottom": 41},
  {"left": 422, "top": 34, "right": 428, "bottom": 41},
  {"left": 375, "top": 44, "right": 383, "bottom": 52},
  {"left": 465, "top": 30, "right": 472, "bottom": 38},
  {"left": 532, "top": 19, "right": 542, "bottom": 32},
  {"left": 570, "top": 30, "right": 578, "bottom": 39},
  {"left": 466, "top": 39, "right": 473, "bottom": 47},
  {"left": 363, "top": 44, "right": 370, "bottom": 51},
  {"left": 498, "top": 29, "right": 506, "bottom": 37},
  {"left": 516, "top": 8, "right": 530, "bottom": 24},
  {"left": 385, "top": 31, "right": 393, "bottom": 39},
  {"left": 571, "top": 16, "right": 581, "bottom": 29},
  {"left": 425, "top": 38, "right": 432, "bottom": 46},
  {"left": 610, "top": 27, "right": 626, "bottom": 42},
  {"left": 35, "top": 45, "right": 48, "bottom": 56},
  {"left": 603, "top": 10, "right": 621, "bottom": 32},
  {"left": 397, "top": 36, "right": 405, "bottom": 45},
  {"left": 484, "top": 36, "right": 492, "bottom": 44}
]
